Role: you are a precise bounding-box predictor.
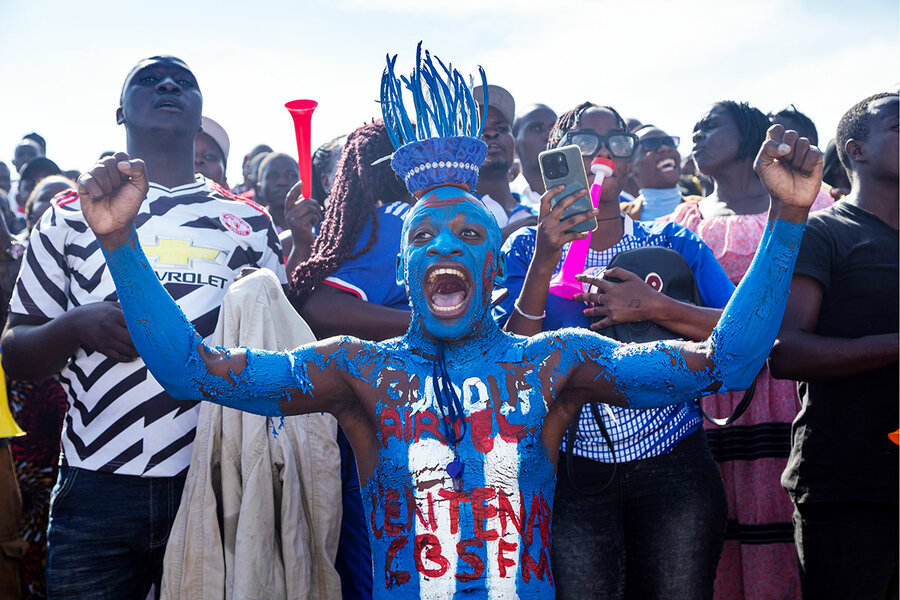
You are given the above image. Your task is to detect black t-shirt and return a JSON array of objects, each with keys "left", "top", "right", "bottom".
[{"left": 781, "top": 201, "right": 899, "bottom": 505}]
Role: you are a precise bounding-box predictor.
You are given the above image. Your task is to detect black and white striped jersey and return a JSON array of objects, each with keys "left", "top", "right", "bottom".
[{"left": 10, "top": 177, "right": 286, "bottom": 477}]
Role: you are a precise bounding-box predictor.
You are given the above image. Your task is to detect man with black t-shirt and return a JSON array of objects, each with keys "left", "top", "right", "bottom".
[
  {"left": 771, "top": 92, "right": 899, "bottom": 599},
  {"left": 1, "top": 56, "right": 284, "bottom": 598}
]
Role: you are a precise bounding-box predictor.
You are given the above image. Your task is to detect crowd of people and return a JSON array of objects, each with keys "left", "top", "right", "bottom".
[{"left": 0, "top": 51, "right": 895, "bottom": 600}]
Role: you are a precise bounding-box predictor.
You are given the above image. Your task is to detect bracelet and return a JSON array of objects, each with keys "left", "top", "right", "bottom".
[{"left": 514, "top": 300, "right": 546, "bottom": 321}]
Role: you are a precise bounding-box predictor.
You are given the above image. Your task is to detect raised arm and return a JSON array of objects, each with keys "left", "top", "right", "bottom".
[
  {"left": 77, "top": 153, "right": 357, "bottom": 419},
  {"left": 567, "top": 125, "right": 823, "bottom": 408},
  {"left": 503, "top": 186, "right": 594, "bottom": 336}
]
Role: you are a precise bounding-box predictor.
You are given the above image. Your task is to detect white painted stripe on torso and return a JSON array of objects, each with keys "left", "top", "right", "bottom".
[
  {"left": 484, "top": 436, "right": 521, "bottom": 599},
  {"left": 408, "top": 436, "right": 458, "bottom": 599}
]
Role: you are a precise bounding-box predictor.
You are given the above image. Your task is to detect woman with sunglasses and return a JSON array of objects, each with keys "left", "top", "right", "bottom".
[
  {"left": 663, "top": 101, "right": 832, "bottom": 600},
  {"left": 494, "top": 102, "right": 735, "bottom": 599},
  {"left": 621, "top": 126, "right": 688, "bottom": 221}
]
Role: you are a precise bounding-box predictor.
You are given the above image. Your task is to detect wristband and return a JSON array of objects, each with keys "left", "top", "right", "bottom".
[{"left": 514, "top": 300, "right": 546, "bottom": 321}]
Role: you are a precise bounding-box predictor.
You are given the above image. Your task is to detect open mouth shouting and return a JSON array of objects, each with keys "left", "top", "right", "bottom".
[
  {"left": 656, "top": 158, "right": 677, "bottom": 173},
  {"left": 423, "top": 263, "right": 473, "bottom": 319}
]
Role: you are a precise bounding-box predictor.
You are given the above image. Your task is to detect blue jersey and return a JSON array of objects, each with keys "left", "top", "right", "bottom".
[
  {"left": 323, "top": 202, "right": 410, "bottom": 309},
  {"left": 494, "top": 216, "right": 735, "bottom": 462}
]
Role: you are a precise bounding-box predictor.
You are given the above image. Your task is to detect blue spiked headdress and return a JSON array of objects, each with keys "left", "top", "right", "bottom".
[{"left": 381, "top": 43, "right": 489, "bottom": 197}]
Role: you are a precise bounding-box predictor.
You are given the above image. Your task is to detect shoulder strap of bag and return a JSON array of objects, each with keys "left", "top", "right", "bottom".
[{"left": 565, "top": 403, "right": 617, "bottom": 496}]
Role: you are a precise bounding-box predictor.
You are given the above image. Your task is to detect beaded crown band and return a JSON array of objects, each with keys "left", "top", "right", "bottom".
[{"left": 380, "top": 44, "right": 489, "bottom": 196}]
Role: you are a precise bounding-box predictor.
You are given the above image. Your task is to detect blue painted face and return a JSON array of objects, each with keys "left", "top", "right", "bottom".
[{"left": 398, "top": 186, "right": 503, "bottom": 341}]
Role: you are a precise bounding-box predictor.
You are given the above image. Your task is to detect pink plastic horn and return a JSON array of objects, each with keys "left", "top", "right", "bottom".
[
  {"left": 548, "top": 157, "right": 616, "bottom": 299},
  {"left": 284, "top": 99, "right": 318, "bottom": 199}
]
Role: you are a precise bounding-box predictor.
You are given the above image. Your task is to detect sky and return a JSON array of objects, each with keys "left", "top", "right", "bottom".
[{"left": 1, "top": 0, "right": 897, "bottom": 187}]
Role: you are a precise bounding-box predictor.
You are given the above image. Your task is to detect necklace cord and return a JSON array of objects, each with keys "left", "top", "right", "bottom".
[{"left": 432, "top": 341, "right": 467, "bottom": 446}]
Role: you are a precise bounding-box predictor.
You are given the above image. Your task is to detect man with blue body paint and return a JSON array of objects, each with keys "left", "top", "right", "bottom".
[{"left": 74, "top": 52, "right": 823, "bottom": 599}]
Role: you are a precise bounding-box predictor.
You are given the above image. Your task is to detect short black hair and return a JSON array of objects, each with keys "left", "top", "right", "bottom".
[
  {"left": 119, "top": 55, "right": 195, "bottom": 105},
  {"left": 512, "top": 103, "right": 554, "bottom": 137},
  {"left": 835, "top": 92, "right": 899, "bottom": 172},
  {"left": 247, "top": 144, "right": 273, "bottom": 160},
  {"left": 768, "top": 104, "right": 818, "bottom": 146},
  {"left": 257, "top": 152, "right": 297, "bottom": 185},
  {"left": 715, "top": 101, "right": 769, "bottom": 161},
  {"left": 22, "top": 132, "right": 46, "bottom": 154}
]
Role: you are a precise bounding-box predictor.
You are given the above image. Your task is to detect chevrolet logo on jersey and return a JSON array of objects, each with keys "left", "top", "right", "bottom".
[{"left": 144, "top": 239, "right": 224, "bottom": 267}]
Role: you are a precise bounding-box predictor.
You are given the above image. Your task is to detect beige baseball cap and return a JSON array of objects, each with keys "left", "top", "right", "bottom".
[
  {"left": 472, "top": 84, "right": 516, "bottom": 127},
  {"left": 200, "top": 116, "right": 230, "bottom": 167}
]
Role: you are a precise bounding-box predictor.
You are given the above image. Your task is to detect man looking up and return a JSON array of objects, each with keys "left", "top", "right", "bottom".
[
  {"left": 473, "top": 84, "right": 536, "bottom": 238},
  {"left": 510, "top": 103, "right": 557, "bottom": 208},
  {"left": 771, "top": 92, "right": 899, "bottom": 600},
  {"left": 1, "top": 55, "right": 285, "bottom": 599}
]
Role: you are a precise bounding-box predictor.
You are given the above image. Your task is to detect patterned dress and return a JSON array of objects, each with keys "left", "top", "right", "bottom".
[
  {"left": 664, "top": 190, "right": 833, "bottom": 600},
  {"left": 8, "top": 378, "right": 67, "bottom": 600}
]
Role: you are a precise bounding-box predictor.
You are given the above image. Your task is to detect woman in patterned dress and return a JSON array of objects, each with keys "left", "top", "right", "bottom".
[{"left": 664, "top": 100, "right": 832, "bottom": 600}]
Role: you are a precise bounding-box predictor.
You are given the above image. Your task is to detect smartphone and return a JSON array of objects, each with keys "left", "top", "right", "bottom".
[{"left": 539, "top": 145, "right": 597, "bottom": 234}]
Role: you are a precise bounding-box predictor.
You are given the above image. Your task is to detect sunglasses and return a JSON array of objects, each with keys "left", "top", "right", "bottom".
[
  {"left": 638, "top": 135, "right": 680, "bottom": 153},
  {"left": 559, "top": 130, "right": 638, "bottom": 159}
]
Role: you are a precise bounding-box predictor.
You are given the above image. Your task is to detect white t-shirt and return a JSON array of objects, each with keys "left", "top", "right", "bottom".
[
  {"left": 508, "top": 172, "right": 542, "bottom": 209},
  {"left": 10, "top": 176, "right": 286, "bottom": 477},
  {"left": 479, "top": 192, "right": 536, "bottom": 229}
]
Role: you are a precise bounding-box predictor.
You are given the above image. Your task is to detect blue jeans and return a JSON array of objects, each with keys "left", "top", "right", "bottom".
[
  {"left": 45, "top": 465, "right": 186, "bottom": 600},
  {"left": 334, "top": 427, "right": 373, "bottom": 600},
  {"left": 551, "top": 429, "right": 727, "bottom": 600}
]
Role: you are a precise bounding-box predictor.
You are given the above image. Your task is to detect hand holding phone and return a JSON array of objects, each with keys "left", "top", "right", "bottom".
[{"left": 539, "top": 145, "right": 597, "bottom": 234}]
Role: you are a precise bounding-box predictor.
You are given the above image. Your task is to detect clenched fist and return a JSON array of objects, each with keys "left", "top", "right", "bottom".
[
  {"left": 78, "top": 151, "right": 149, "bottom": 248},
  {"left": 754, "top": 125, "right": 824, "bottom": 223}
]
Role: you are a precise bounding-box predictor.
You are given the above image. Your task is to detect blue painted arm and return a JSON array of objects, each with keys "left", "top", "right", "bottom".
[
  {"left": 102, "top": 231, "right": 318, "bottom": 417},
  {"left": 575, "top": 218, "right": 804, "bottom": 408}
]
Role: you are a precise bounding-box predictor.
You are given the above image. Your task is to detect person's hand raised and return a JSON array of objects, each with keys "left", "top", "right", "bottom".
[
  {"left": 754, "top": 125, "right": 823, "bottom": 222},
  {"left": 284, "top": 180, "right": 322, "bottom": 250},
  {"left": 78, "top": 152, "right": 149, "bottom": 248},
  {"left": 533, "top": 185, "right": 595, "bottom": 270}
]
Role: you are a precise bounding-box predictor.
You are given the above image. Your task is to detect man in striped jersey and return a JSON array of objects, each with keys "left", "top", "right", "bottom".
[
  {"left": 80, "top": 120, "right": 820, "bottom": 598},
  {"left": 1, "top": 56, "right": 285, "bottom": 599}
]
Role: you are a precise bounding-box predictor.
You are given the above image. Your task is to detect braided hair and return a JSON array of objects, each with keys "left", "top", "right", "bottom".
[
  {"left": 548, "top": 102, "right": 628, "bottom": 149},
  {"left": 714, "top": 100, "right": 769, "bottom": 161},
  {"left": 289, "top": 119, "right": 411, "bottom": 306}
]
